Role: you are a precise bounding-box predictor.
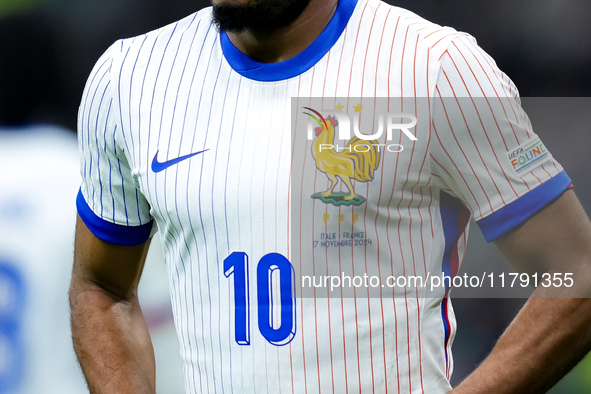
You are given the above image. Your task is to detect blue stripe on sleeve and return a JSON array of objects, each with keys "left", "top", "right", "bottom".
[
  {"left": 477, "top": 171, "right": 572, "bottom": 242},
  {"left": 76, "top": 188, "right": 153, "bottom": 246}
]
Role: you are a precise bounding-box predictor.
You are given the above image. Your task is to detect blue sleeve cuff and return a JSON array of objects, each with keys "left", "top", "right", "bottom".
[
  {"left": 477, "top": 171, "right": 572, "bottom": 242},
  {"left": 76, "top": 189, "right": 153, "bottom": 246}
]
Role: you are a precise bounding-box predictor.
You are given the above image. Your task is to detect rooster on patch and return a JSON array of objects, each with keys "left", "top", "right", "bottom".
[{"left": 305, "top": 107, "right": 381, "bottom": 206}]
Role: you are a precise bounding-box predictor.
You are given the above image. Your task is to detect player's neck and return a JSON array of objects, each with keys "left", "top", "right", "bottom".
[{"left": 225, "top": 0, "right": 339, "bottom": 63}]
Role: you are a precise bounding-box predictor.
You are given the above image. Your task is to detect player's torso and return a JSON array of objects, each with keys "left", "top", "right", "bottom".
[{"left": 115, "top": 1, "right": 457, "bottom": 392}]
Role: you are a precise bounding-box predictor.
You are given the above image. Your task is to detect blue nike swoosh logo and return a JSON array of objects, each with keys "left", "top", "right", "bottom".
[{"left": 151, "top": 149, "right": 208, "bottom": 173}]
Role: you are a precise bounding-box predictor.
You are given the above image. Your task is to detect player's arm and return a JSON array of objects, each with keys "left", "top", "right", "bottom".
[
  {"left": 69, "top": 215, "right": 156, "bottom": 394},
  {"left": 451, "top": 189, "right": 591, "bottom": 393}
]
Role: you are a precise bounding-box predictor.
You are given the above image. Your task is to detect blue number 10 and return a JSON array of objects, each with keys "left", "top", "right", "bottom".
[{"left": 224, "top": 252, "right": 296, "bottom": 346}]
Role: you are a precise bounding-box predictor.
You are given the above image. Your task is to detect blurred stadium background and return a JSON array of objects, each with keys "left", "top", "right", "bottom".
[{"left": 0, "top": 0, "right": 589, "bottom": 392}]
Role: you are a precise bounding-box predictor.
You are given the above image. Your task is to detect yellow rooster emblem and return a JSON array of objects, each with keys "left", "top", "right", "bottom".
[{"left": 305, "top": 107, "right": 381, "bottom": 206}]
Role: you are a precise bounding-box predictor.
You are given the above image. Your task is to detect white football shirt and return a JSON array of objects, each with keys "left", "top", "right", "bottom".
[{"left": 77, "top": 0, "right": 571, "bottom": 392}]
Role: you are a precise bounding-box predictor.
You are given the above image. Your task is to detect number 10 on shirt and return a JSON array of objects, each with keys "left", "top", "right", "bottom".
[{"left": 224, "top": 252, "right": 297, "bottom": 346}]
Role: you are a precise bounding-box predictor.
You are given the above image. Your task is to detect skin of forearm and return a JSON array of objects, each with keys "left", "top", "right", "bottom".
[
  {"left": 451, "top": 191, "right": 591, "bottom": 393},
  {"left": 452, "top": 290, "right": 591, "bottom": 393},
  {"left": 70, "top": 279, "right": 156, "bottom": 394}
]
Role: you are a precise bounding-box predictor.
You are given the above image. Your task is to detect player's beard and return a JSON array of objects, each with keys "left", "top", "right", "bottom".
[{"left": 211, "top": 0, "right": 312, "bottom": 34}]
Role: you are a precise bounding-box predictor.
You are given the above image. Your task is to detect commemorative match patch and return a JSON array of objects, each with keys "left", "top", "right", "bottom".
[{"left": 507, "top": 137, "right": 551, "bottom": 174}]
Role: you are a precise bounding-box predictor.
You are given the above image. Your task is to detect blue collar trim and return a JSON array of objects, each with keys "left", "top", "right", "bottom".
[{"left": 220, "top": 0, "right": 358, "bottom": 82}]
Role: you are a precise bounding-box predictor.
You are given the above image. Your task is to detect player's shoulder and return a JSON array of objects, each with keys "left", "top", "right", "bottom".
[
  {"left": 102, "top": 7, "right": 215, "bottom": 76},
  {"left": 370, "top": 0, "right": 474, "bottom": 59}
]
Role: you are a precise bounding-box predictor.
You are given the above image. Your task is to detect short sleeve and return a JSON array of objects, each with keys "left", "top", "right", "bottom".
[
  {"left": 77, "top": 41, "right": 153, "bottom": 246},
  {"left": 430, "top": 35, "right": 571, "bottom": 242}
]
